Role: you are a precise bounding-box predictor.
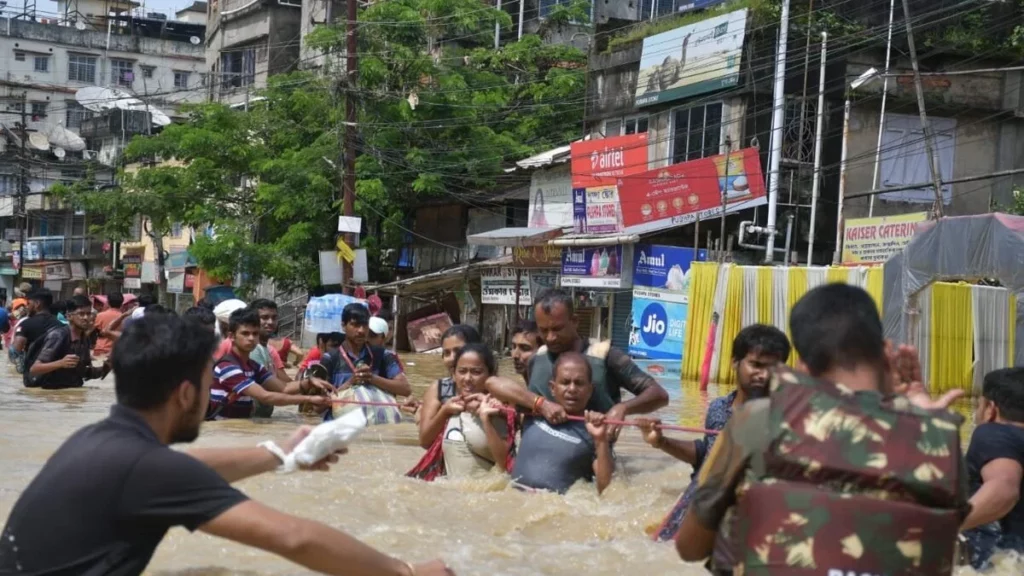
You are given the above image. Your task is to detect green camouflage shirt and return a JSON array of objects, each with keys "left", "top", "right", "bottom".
[{"left": 689, "top": 367, "right": 970, "bottom": 575}]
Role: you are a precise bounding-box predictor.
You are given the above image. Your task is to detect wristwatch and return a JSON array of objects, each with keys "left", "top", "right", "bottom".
[{"left": 258, "top": 440, "right": 292, "bottom": 473}]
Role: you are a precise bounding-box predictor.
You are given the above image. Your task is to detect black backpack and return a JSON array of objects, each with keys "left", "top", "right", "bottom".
[{"left": 22, "top": 325, "right": 70, "bottom": 388}]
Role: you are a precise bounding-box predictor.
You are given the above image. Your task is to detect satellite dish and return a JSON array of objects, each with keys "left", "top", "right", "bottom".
[
  {"left": 114, "top": 97, "right": 147, "bottom": 111},
  {"left": 28, "top": 132, "right": 49, "bottom": 150},
  {"left": 190, "top": 35, "right": 201, "bottom": 45},
  {"left": 53, "top": 147, "right": 66, "bottom": 159},
  {"left": 74, "top": 20, "right": 86, "bottom": 30},
  {"left": 42, "top": 124, "right": 86, "bottom": 152},
  {"left": 75, "top": 86, "right": 133, "bottom": 112},
  {"left": 149, "top": 108, "right": 172, "bottom": 126}
]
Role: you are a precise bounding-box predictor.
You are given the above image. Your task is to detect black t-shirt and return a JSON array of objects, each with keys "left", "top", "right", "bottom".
[
  {"left": 967, "top": 422, "right": 1024, "bottom": 536},
  {"left": 0, "top": 405, "right": 248, "bottom": 575},
  {"left": 15, "top": 312, "right": 62, "bottom": 345}
]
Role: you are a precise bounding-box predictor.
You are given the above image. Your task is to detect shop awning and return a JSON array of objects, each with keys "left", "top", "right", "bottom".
[
  {"left": 371, "top": 255, "right": 513, "bottom": 296},
  {"left": 547, "top": 232, "right": 640, "bottom": 247},
  {"left": 467, "top": 226, "right": 563, "bottom": 247}
]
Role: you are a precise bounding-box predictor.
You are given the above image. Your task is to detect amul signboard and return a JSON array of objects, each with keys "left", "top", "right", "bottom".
[{"left": 635, "top": 8, "right": 748, "bottom": 107}]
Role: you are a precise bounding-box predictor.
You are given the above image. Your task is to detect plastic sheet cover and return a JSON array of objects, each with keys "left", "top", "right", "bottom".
[{"left": 883, "top": 214, "right": 1024, "bottom": 365}]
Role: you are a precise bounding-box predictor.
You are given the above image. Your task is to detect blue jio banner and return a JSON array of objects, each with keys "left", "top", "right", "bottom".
[
  {"left": 628, "top": 244, "right": 706, "bottom": 360},
  {"left": 629, "top": 297, "right": 687, "bottom": 360}
]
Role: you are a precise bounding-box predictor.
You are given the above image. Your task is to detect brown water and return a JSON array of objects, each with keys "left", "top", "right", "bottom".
[{"left": 0, "top": 354, "right": 1017, "bottom": 575}]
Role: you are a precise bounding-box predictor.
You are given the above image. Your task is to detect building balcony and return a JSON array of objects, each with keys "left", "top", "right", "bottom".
[
  {"left": 24, "top": 235, "right": 106, "bottom": 261},
  {"left": 79, "top": 110, "right": 154, "bottom": 140}
]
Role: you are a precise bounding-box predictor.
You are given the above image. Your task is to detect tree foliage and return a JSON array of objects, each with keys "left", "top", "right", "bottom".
[{"left": 57, "top": 0, "right": 586, "bottom": 291}]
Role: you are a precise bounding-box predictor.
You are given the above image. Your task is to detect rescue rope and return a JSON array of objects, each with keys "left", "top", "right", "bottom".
[{"left": 329, "top": 398, "right": 720, "bottom": 436}]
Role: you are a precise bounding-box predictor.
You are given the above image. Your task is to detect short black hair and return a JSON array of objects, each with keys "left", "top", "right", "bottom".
[
  {"left": 512, "top": 319, "right": 542, "bottom": 345},
  {"left": 196, "top": 298, "right": 214, "bottom": 311},
  {"left": 107, "top": 292, "right": 124, "bottom": 309},
  {"left": 113, "top": 314, "right": 218, "bottom": 410},
  {"left": 342, "top": 303, "right": 370, "bottom": 326},
  {"left": 790, "top": 283, "right": 885, "bottom": 376},
  {"left": 144, "top": 304, "right": 174, "bottom": 317},
  {"left": 228, "top": 307, "right": 261, "bottom": 333},
  {"left": 983, "top": 368, "right": 1024, "bottom": 423},
  {"left": 535, "top": 288, "right": 574, "bottom": 315},
  {"left": 250, "top": 298, "right": 277, "bottom": 312},
  {"left": 732, "top": 324, "right": 791, "bottom": 363},
  {"left": 441, "top": 324, "right": 481, "bottom": 345},
  {"left": 184, "top": 306, "right": 217, "bottom": 327},
  {"left": 454, "top": 343, "right": 497, "bottom": 375},
  {"left": 27, "top": 288, "right": 53, "bottom": 308},
  {"left": 553, "top": 351, "right": 592, "bottom": 382},
  {"left": 137, "top": 293, "right": 156, "bottom": 308},
  {"left": 326, "top": 331, "right": 345, "bottom": 346},
  {"left": 67, "top": 295, "right": 92, "bottom": 314},
  {"left": 52, "top": 299, "right": 68, "bottom": 317}
]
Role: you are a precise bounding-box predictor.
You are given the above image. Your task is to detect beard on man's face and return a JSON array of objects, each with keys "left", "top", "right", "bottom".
[{"left": 170, "top": 394, "right": 204, "bottom": 444}]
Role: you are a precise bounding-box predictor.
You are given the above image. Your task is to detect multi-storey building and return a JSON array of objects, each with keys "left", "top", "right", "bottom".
[{"left": 0, "top": 5, "right": 207, "bottom": 298}]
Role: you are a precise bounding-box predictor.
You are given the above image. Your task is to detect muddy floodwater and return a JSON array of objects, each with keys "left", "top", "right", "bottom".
[{"left": 0, "top": 353, "right": 1019, "bottom": 575}]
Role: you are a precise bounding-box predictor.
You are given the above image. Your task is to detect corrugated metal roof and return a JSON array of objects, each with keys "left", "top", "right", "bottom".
[
  {"left": 371, "top": 255, "right": 513, "bottom": 295},
  {"left": 467, "top": 226, "right": 563, "bottom": 247},
  {"left": 514, "top": 143, "right": 573, "bottom": 170}
]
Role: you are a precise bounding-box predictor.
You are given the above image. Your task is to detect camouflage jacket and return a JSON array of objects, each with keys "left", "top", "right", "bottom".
[{"left": 688, "top": 366, "right": 969, "bottom": 576}]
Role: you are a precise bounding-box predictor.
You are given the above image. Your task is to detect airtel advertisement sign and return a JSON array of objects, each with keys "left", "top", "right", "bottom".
[{"left": 571, "top": 133, "right": 650, "bottom": 188}]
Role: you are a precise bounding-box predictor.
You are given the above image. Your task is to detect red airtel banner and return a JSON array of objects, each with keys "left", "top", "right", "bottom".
[
  {"left": 617, "top": 147, "right": 766, "bottom": 229},
  {"left": 571, "top": 133, "right": 649, "bottom": 189}
]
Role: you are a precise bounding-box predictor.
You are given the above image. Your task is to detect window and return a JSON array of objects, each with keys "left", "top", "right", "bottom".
[
  {"left": 171, "top": 222, "right": 183, "bottom": 238},
  {"left": 34, "top": 56, "right": 48, "bottom": 72},
  {"left": 879, "top": 114, "right": 956, "bottom": 205},
  {"left": 111, "top": 59, "right": 134, "bottom": 87},
  {"left": 220, "top": 48, "right": 256, "bottom": 89},
  {"left": 66, "top": 101, "right": 92, "bottom": 129},
  {"left": 68, "top": 54, "right": 97, "bottom": 83},
  {"left": 639, "top": 0, "right": 691, "bottom": 20},
  {"left": 141, "top": 65, "right": 155, "bottom": 79},
  {"left": 603, "top": 115, "right": 649, "bottom": 137},
  {"left": 30, "top": 102, "right": 47, "bottom": 119},
  {"left": 173, "top": 71, "right": 190, "bottom": 88},
  {"left": 7, "top": 101, "right": 24, "bottom": 113},
  {"left": 671, "top": 102, "right": 723, "bottom": 164},
  {"left": 14, "top": 51, "right": 25, "bottom": 61}
]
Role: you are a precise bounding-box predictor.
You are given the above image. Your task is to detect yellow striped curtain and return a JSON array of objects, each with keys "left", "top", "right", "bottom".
[
  {"left": 866, "top": 267, "right": 884, "bottom": 317},
  {"left": 756, "top": 266, "right": 773, "bottom": 326},
  {"left": 826, "top": 266, "right": 849, "bottom": 284},
  {"left": 683, "top": 262, "right": 720, "bottom": 381},
  {"left": 929, "top": 282, "right": 975, "bottom": 395},
  {"left": 716, "top": 265, "right": 745, "bottom": 386},
  {"left": 786, "top": 267, "right": 809, "bottom": 367}
]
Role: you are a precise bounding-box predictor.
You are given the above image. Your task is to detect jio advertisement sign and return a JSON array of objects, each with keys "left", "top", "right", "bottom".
[{"left": 628, "top": 245, "right": 706, "bottom": 361}]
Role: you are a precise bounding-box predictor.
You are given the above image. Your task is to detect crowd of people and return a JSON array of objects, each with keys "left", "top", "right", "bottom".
[{"left": 0, "top": 283, "right": 1022, "bottom": 576}]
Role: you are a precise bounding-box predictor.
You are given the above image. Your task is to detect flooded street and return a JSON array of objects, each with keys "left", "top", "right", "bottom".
[{"left": 0, "top": 353, "right": 1018, "bottom": 575}]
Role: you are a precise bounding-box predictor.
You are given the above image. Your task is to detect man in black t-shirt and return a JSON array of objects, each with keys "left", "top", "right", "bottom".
[
  {"left": 0, "top": 314, "right": 453, "bottom": 576},
  {"left": 11, "top": 288, "right": 62, "bottom": 354},
  {"left": 961, "top": 367, "right": 1024, "bottom": 570}
]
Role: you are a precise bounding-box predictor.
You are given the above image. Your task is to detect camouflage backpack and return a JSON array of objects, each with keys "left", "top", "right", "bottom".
[{"left": 714, "top": 367, "right": 967, "bottom": 576}]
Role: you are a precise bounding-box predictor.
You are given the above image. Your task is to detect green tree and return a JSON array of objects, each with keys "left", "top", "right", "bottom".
[{"left": 58, "top": 0, "right": 586, "bottom": 291}]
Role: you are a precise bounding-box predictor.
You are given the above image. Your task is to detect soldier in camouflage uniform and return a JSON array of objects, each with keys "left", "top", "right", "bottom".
[{"left": 675, "top": 283, "right": 970, "bottom": 576}]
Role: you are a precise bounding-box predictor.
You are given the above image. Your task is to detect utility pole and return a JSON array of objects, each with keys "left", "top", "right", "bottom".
[
  {"left": 341, "top": 0, "right": 358, "bottom": 294},
  {"left": 17, "top": 92, "right": 28, "bottom": 277},
  {"left": 901, "top": 0, "right": 945, "bottom": 217}
]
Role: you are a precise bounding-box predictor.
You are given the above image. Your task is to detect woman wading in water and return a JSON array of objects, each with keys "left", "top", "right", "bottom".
[{"left": 410, "top": 332, "right": 516, "bottom": 480}]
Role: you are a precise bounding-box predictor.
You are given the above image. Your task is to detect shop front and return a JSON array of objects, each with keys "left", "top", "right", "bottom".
[{"left": 559, "top": 244, "right": 633, "bottom": 342}]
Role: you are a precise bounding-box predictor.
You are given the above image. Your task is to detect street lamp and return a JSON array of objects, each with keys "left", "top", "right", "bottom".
[{"left": 833, "top": 67, "right": 880, "bottom": 265}]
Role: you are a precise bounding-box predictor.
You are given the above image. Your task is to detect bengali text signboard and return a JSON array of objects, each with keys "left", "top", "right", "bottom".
[
  {"left": 841, "top": 212, "right": 928, "bottom": 264},
  {"left": 572, "top": 186, "right": 622, "bottom": 234},
  {"left": 480, "top": 267, "right": 531, "bottom": 306},
  {"left": 617, "top": 147, "right": 767, "bottom": 233}
]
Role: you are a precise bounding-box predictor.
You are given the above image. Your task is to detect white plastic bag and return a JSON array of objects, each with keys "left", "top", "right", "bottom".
[{"left": 282, "top": 408, "right": 368, "bottom": 472}]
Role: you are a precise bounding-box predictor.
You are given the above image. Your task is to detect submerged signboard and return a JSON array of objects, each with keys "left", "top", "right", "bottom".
[{"left": 628, "top": 245, "right": 705, "bottom": 360}]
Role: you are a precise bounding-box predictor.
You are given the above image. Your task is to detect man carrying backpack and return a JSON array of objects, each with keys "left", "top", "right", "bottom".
[{"left": 26, "top": 295, "right": 109, "bottom": 389}]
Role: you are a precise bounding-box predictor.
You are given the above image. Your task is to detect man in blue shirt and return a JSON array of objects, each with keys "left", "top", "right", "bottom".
[
  {"left": 638, "top": 324, "right": 791, "bottom": 542},
  {"left": 320, "top": 303, "right": 411, "bottom": 424}
]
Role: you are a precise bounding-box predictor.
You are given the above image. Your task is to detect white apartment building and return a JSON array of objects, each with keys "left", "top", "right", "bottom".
[{"left": 0, "top": 6, "right": 208, "bottom": 297}]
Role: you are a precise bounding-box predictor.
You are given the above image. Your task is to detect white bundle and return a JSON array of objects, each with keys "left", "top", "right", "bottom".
[{"left": 281, "top": 408, "right": 368, "bottom": 473}]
